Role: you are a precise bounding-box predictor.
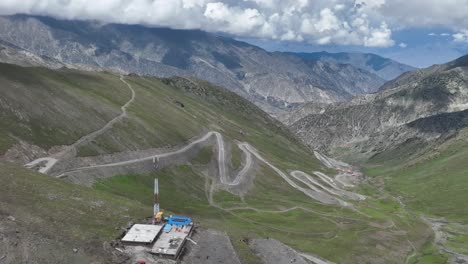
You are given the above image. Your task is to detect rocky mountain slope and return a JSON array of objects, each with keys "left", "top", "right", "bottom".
[
  {"left": 0, "top": 14, "right": 388, "bottom": 115},
  {"left": 290, "top": 54, "right": 468, "bottom": 162},
  {"left": 0, "top": 61, "right": 436, "bottom": 263},
  {"left": 291, "top": 51, "right": 416, "bottom": 80},
  {"left": 287, "top": 55, "right": 468, "bottom": 263},
  {"left": 0, "top": 40, "right": 65, "bottom": 69}
]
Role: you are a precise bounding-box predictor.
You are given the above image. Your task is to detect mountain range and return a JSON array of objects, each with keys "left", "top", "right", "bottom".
[
  {"left": 289, "top": 54, "right": 468, "bottom": 161},
  {"left": 0, "top": 14, "right": 414, "bottom": 115},
  {"left": 290, "top": 51, "right": 417, "bottom": 81}
]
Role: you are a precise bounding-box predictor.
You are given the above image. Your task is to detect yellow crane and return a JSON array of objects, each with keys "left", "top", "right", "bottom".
[{"left": 154, "top": 211, "right": 164, "bottom": 224}]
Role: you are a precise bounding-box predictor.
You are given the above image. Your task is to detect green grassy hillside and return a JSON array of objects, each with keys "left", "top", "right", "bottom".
[
  {"left": 0, "top": 63, "right": 130, "bottom": 153},
  {"left": 364, "top": 128, "right": 468, "bottom": 262},
  {"left": 0, "top": 62, "right": 439, "bottom": 263},
  {"left": 0, "top": 162, "right": 149, "bottom": 263}
]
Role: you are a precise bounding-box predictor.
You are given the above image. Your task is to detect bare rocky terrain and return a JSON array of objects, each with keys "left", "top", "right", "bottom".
[
  {"left": 183, "top": 228, "right": 241, "bottom": 264},
  {"left": 0, "top": 41, "right": 64, "bottom": 69},
  {"left": 289, "top": 55, "right": 468, "bottom": 160}
]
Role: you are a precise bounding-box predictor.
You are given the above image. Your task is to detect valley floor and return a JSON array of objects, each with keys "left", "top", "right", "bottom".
[{"left": 363, "top": 128, "right": 468, "bottom": 263}]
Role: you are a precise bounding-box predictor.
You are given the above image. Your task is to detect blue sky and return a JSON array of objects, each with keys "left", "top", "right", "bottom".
[
  {"left": 0, "top": 0, "right": 467, "bottom": 68},
  {"left": 241, "top": 27, "right": 468, "bottom": 68}
]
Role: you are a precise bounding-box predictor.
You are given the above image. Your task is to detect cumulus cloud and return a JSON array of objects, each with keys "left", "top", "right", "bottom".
[{"left": 0, "top": 0, "right": 467, "bottom": 47}]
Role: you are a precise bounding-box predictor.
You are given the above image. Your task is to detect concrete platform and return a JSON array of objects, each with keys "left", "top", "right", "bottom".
[
  {"left": 122, "top": 224, "right": 163, "bottom": 244},
  {"left": 151, "top": 225, "right": 193, "bottom": 259}
]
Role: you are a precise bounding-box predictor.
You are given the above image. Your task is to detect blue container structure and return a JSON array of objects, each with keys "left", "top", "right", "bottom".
[
  {"left": 167, "top": 216, "right": 192, "bottom": 226},
  {"left": 163, "top": 224, "right": 172, "bottom": 233}
]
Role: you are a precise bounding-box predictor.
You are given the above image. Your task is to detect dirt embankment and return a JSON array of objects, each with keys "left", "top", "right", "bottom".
[{"left": 182, "top": 228, "right": 241, "bottom": 264}]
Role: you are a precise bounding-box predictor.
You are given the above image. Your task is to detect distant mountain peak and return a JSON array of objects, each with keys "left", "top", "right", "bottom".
[
  {"left": 288, "top": 51, "right": 416, "bottom": 80},
  {"left": 446, "top": 54, "right": 468, "bottom": 70}
]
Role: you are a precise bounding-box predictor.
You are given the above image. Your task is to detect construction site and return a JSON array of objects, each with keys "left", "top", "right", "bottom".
[{"left": 120, "top": 178, "right": 195, "bottom": 261}]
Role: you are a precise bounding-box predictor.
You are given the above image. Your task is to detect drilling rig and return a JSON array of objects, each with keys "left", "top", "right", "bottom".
[{"left": 153, "top": 178, "right": 164, "bottom": 224}]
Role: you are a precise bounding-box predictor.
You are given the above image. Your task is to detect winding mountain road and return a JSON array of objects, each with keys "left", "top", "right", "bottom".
[
  {"left": 56, "top": 132, "right": 252, "bottom": 187},
  {"left": 24, "top": 157, "right": 58, "bottom": 174},
  {"left": 314, "top": 151, "right": 356, "bottom": 187},
  {"left": 67, "top": 75, "right": 135, "bottom": 151},
  {"left": 54, "top": 130, "right": 364, "bottom": 207},
  {"left": 295, "top": 171, "right": 365, "bottom": 200},
  {"left": 25, "top": 75, "right": 135, "bottom": 173}
]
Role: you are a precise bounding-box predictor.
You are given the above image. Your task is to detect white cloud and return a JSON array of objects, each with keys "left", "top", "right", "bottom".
[
  {"left": 183, "top": 0, "right": 207, "bottom": 9},
  {"left": 0, "top": 0, "right": 467, "bottom": 48},
  {"left": 453, "top": 30, "right": 468, "bottom": 43},
  {"left": 315, "top": 8, "right": 340, "bottom": 32},
  {"left": 364, "top": 22, "right": 394, "bottom": 47},
  {"left": 429, "top": 32, "right": 454, "bottom": 38},
  {"left": 379, "top": 0, "right": 468, "bottom": 29},
  {"left": 334, "top": 4, "right": 345, "bottom": 11},
  {"left": 204, "top": 3, "right": 266, "bottom": 35},
  {"left": 399, "top": 42, "right": 407, "bottom": 48}
]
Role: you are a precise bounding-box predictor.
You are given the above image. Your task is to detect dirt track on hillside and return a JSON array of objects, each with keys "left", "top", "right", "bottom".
[{"left": 25, "top": 75, "right": 135, "bottom": 173}]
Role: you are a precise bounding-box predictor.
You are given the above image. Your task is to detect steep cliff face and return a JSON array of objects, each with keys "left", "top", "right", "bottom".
[
  {"left": 289, "top": 55, "right": 468, "bottom": 160},
  {"left": 0, "top": 14, "right": 387, "bottom": 115}
]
